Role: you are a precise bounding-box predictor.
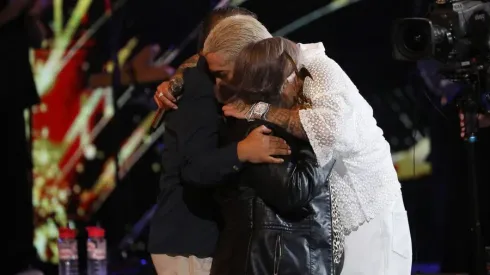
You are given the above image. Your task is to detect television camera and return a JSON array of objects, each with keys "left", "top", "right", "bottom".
[
  {"left": 392, "top": 0, "right": 490, "bottom": 115},
  {"left": 392, "top": 2, "right": 489, "bottom": 275}
]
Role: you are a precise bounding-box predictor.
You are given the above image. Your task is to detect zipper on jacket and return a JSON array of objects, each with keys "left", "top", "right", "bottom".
[
  {"left": 244, "top": 197, "right": 255, "bottom": 273},
  {"left": 273, "top": 234, "right": 283, "bottom": 275}
]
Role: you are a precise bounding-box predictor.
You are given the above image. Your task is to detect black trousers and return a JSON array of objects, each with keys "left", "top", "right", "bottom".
[{"left": 7, "top": 106, "right": 36, "bottom": 274}]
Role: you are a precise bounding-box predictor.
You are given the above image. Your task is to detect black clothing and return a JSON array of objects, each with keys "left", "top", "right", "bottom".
[
  {"left": 2, "top": 5, "right": 40, "bottom": 273},
  {"left": 7, "top": 108, "right": 37, "bottom": 274},
  {"left": 211, "top": 120, "right": 339, "bottom": 275},
  {"left": 148, "top": 57, "right": 242, "bottom": 257},
  {"left": 0, "top": 10, "right": 40, "bottom": 109}
]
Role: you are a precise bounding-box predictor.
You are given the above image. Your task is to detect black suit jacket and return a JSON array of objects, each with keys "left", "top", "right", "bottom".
[{"left": 148, "top": 56, "right": 242, "bottom": 256}]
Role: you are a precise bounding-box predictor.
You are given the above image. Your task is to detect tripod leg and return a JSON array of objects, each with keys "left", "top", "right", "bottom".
[{"left": 465, "top": 141, "right": 486, "bottom": 275}]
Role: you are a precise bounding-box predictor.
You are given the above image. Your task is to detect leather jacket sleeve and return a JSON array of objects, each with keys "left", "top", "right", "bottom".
[{"left": 243, "top": 123, "right": 335, "bottom": 214}]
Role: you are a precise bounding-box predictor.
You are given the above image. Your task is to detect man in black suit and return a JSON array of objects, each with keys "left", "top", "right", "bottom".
[{"left": 148, "top": 8, "right": 290, "bottom": 275}]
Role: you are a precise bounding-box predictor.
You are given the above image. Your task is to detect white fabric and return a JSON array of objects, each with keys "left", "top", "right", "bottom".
[
  {"left": 297, "top": 42, "right": 401, "bottom": 233},
  {"left": 151, "top": 254, "right": 212, "bottom": 275},
  {"left": 341, "top": 191, "right": 412, "bottom": 275}
]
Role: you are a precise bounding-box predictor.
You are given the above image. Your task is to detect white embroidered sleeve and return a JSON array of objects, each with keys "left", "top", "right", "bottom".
[{"left": 299, "top": 54, "right": 360, "bottom": 166}]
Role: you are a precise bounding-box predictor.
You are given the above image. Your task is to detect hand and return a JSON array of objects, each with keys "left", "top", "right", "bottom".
[
  {"left": 237, "top": 125, "right": 291, "bottom": 164},
  {"left": 459, "top": 113, "right": 490, "bottom": 138},
  {"left": 154, "top": 81, "right": 177, "bottom": 110},
  {"left": 222, "top": 100, "right": 251, "bottom": 119}
]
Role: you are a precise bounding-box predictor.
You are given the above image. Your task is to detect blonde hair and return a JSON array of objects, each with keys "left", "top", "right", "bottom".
[{"left": 202, "top": 15, "right": 272, "bottom": 63}]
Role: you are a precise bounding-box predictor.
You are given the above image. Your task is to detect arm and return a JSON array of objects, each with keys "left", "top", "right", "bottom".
[
  {"left": 178, "top": 99, "right": 243, "bottom": 186},
  {"left": 178, "top": 109, "right": 290, "bottom": 185},
  {"left": 262, "top": 54, "right": 359, "bottom": 167},
  {"left": 169, "top": 54, "right": 200, "bottom": 97},
  {"left": 297, "top": 54, "right": 360, "bottom": 166},
  {"left": 174, "top": 54, "right": 200, "bottom": 78},
  {"left": 224, "top": 101, "right": 307, "bottom": 140},
  {"left": 265, "top": 106, "right": 307, "bottom": 140}
]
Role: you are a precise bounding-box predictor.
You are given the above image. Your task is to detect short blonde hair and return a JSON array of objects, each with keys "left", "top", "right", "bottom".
[{"left": 202, "top": 15, "right": 272, "bottom": 63}]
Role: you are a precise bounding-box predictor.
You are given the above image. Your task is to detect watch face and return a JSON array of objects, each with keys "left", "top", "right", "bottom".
[{"left": 254, "top": 103, "right": 268, "bottom": 114}]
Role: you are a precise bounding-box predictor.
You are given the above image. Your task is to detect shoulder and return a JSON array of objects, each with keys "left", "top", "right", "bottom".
[
  {"left": 298, "top": 42, "right": 326, "bottom": 61},
  {"left": 181, "top": 56, "right": 214, "bottom": 98},
  {"left": 182, "top": 56, "right": 211, "bottom": 79}
]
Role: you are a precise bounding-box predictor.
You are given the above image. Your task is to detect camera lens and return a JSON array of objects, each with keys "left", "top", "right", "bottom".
[
  {"left": 392, "top": 18, "right": 435, "bottom": 61},
  {"left": 400, "top": 24, "right": 430, "bottom": 53}
]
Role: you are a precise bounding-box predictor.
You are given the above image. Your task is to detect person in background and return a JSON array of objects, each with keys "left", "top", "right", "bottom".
[
  {"left": 418, "top": 59, "right": 490, "bottom": 273},
  {"left": 147, "top": 7, "right": 290, "bottom": 275},
  {"left": 1, "top": 0, "right": 46, "bottom": 274}
]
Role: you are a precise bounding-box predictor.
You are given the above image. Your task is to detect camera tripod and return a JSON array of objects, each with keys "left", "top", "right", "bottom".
[{"left": 451, "top": 64, "right": 488, "bottom": 275}]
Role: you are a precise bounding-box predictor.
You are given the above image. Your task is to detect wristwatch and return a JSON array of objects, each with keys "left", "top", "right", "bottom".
[
  {"left": 248, "top": 102, "right": 270, "bottom": 121},
  {"left": 169, "top": 77, "right": 184, "bottom": 98}
]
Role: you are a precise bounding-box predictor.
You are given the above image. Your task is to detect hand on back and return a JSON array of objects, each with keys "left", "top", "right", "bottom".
[{"left": 238, "top": 125, "right": 290, "bottom": 164}]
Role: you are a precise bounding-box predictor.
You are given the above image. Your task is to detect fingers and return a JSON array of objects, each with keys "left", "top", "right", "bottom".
[
  {"left": 153, "top": 94, "right": 163, "bottom": 108},
  {"left": 459, "top": 112, "right": 465, "bottom": 138},
  {"left": 264, "top": 156, "right": 284, "bottom": 164},
  {"left": 269, "top": 148, "right": 291, "bottom": 156},
  {"left": 155, "top": 82, "right": 178, "bottom": 110},
  {"left": 269, "top": 136, "right": 289, "bottom": 148},
  {"left": 162, "top": 90, "right": 177, "bottom": 103},
  {"left": 222, "top": 104, "right": 243, "bottom": 118},
  {"left": 222, "top": 106, "right": 235, "bottom": 117},
  {"left": 156, "top": 84, "right": 177, "bottom": 103},
  {"left": 222, "top": 109, "right": 236, "bottom": 117},
  {"left": 268, "top": 136, "right": 290, "bottom": 156},
  {"left": 160, "top": 95, "right": 178, "bottom": 110},
  {"left": 255, "top": 125, "right": 271, "bottom": 134},
  {"left": 156, "top": 81, "right": 177, "bottom": 102},
  {"left": 222, "top": 104, "right": 234, "bottom": 112}
]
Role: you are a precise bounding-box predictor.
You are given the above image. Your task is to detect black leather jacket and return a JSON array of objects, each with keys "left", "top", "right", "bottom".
[{"left": 211, "top": 120, "right": 340, "bottom": 275}]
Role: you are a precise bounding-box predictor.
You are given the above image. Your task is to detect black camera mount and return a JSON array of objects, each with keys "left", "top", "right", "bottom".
[{"left": 444, "top": 59, "right": 487, "bottom": 275}]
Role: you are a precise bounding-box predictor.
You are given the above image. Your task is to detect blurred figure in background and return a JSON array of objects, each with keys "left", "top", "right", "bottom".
[
  {"left": 418, "top": 59, "right": 490, "bottom": 273},
  {"left": 1, "top": 0, "right": 46, "bottom": 274}
]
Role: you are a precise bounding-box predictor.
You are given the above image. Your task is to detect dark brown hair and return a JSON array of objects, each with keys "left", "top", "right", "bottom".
[
  {"left": 197, "top": 7, "right": 257, "bottom": 51},
  {"left": 220, "top": 37, "right": 300, "bottom": 105}
]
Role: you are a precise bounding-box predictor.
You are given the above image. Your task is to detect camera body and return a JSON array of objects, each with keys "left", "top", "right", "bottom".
[
  {"left": 392, "top": 0, "right": 490, "bottom": 113},
  {"left": 392, "top": 0, "right": 490, "bottom": 63}
]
